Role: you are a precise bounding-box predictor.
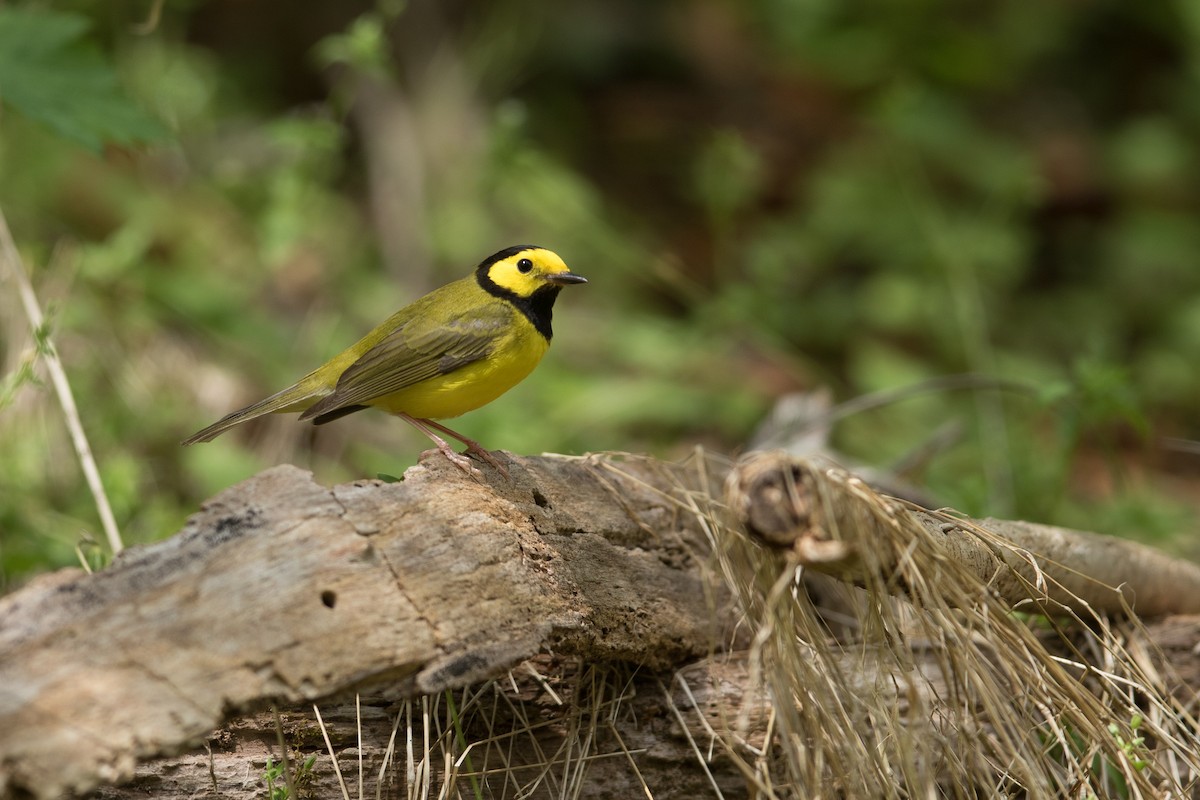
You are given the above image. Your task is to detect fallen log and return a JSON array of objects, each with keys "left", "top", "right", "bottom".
[
  {"left": 0, "top": 453, "right": 727, "bottom": 800},
  {"left": 5, "top": 450, "right": 1200, "bottom": 799}
]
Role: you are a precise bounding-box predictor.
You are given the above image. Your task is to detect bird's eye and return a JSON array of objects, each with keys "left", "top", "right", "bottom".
[{"left": 517, "top": 258, "right": 534, "bottom": 273}]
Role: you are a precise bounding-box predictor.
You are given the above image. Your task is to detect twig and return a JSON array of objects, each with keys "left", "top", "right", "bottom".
[
  {"left": 0, "top": 207, "right": 123, "bottom": 554},
  {"left": 356, "top": 694, "right": 364, "bottom": 800},
  {"left": 131, "top": 0, "right": 164, "bottom": 35},
  {"left": 314, "top": 704, "right": 352, "bottom": 800}
]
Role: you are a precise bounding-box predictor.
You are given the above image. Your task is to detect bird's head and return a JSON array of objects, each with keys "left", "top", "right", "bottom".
[{"left": 476, "top": 245, "right": 587, "bottom": 300}]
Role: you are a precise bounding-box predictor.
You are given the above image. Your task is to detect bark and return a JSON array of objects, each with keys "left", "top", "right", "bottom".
[
  {"left": 0, "top": 454, "right": 727, "bottom": 800},
  {"left": 4, "top": 450, "right": 1200, "bottom": 799}
]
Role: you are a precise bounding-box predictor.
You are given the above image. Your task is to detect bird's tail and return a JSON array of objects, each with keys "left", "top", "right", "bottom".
[{"left": 181, "top": 377, "right": 329, "bottom": 445}]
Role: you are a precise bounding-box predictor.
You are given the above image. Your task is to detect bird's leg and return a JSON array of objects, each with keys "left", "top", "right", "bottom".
[
  {"left": 398, "top": 413, "right": 510, "bottom": 479},
  {"left": 414, "top": 415, "right": 511, "bottom": 479},
  {"left": 397, "top": 413, "right": 482, "bottom": 478}
]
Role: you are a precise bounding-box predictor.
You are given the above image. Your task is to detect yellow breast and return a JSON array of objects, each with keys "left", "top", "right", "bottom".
[{"left": 366, "top": 318, "right": 550, "bottom": 420}]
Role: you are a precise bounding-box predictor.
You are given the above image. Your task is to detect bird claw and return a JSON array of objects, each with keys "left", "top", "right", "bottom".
[
  {"left": 418, "top": 446, "right": 482, "bottom": 480},
  {"left": 422, "top": 444, "right": 511, "bottom": 481},
  {"left": 448, "top": 451, "right": 486, "bottom": 480},
  {"left": 403, "top": 414, "right": 510, "bottom": 480},
  {"left": 463, "top": 444, "right": 511, "bottom": 480}
]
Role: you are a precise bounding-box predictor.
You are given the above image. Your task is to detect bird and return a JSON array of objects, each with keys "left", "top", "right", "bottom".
[{"left": 183, "top": 245, "right": 587, "bottom": 476}]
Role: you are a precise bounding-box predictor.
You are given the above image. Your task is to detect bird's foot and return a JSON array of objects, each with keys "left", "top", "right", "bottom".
[
  {"left": 424, "top": 441, "right": 484, "bottom": 480},
  {"left": 409, "top": 415, "right": 511, "bottom": 480},
  {"left": 461, "top": 441, "right": 510, "bottom": 480}
]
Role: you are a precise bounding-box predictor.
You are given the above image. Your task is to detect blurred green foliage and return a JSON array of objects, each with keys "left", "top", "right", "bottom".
[
  {"left": 2, "top": 0, "right": 1199, "bottom": 586},
  {"left": 0, "top": 8, "right": 165, "bottom": 149}
]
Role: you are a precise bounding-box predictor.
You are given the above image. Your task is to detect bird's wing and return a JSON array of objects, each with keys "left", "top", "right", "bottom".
[{"left": 299, "top": 302, "right": 511, "bottom": 419}]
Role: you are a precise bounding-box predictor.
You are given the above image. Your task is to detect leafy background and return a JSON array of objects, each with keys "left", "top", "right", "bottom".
[{"left": 2, "top": 0, "right": 1199, "bottom": 585}]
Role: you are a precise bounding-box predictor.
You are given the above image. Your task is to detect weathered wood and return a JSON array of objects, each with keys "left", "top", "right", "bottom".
[
  {"left": 6, "top": 450, "right": 1200, "bottom": 799},
  {"left": 727, "top": 451, "right": 1200, "bottom": 616},
  {"left": 86, "top": 617, "right": 1200, "bottom": 800},
  {"left": 89, "top": 655, "right": 759, "bottom": 800},
  {"left": 0, "top": 453, "right": 727, "bottom": 800}
]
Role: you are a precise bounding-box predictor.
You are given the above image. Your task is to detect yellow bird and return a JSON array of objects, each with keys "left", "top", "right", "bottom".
[{"left": 183, "top": 245, "right": 587, "bottom": 475}]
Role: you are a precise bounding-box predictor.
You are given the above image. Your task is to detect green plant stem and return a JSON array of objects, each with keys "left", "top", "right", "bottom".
[
  {"left": 271, "top": 707, "right": 299, "bottom": 800},
  {"left": 0, "top": 206, "right": 124, "bottom": 555},
  {"left": 445, "top": 689, "right": 483, "bottom": 800}
]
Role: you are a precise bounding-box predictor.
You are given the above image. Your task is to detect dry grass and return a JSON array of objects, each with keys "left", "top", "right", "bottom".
[
  {"left": 0, "top": 210, "right": 124, "bottom": 555},
  {"left": 292, "top": 450, "right": 1199, "bottom": 799},
  {"left": 337, "top": 661, "right": 654, "bottom": 800},
  {"left": 672, "top": 451, "right": 1200, "bottom": 798}
]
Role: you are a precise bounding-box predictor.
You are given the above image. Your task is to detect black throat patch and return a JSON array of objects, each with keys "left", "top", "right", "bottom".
[{"left": 477, "top": 268, "right": 561, "bottom": 341}]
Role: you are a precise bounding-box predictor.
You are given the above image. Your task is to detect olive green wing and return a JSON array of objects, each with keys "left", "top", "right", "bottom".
[{"left": 298, "top": 301, "right": 512, "bottom": 421}]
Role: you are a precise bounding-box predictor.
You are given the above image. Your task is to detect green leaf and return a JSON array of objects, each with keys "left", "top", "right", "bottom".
[
  {"left": 0, "top": 8, "right": 166, "bottom": 150},
  {"left": 312, "top": 12, "right": 393, "bottom": 77}
]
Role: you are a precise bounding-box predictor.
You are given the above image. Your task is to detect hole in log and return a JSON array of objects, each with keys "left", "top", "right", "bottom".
[{"left": 320, "top": 590, "right": 337, "bottom": 609}]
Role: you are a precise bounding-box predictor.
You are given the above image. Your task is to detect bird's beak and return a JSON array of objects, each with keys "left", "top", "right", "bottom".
[{"left": 547, "top": 271, "right": 588, "bottom": 286}]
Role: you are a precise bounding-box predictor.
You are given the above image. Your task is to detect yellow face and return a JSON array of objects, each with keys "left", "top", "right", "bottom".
[{"left": 482, "top": 247, "right": 586, "bottom": 299}]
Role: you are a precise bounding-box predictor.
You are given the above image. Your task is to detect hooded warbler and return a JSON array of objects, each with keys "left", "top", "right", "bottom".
[{"left": 183, "top": 245, "right": 587, "bottom": 475}]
